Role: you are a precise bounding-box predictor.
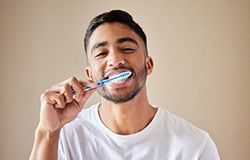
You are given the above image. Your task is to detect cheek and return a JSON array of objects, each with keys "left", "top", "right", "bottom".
[
  {"left": 89, "top": 63, "right": 105, "bottom": 80},
  {"left": 89, "top": 59, "right": 103, "bottom": 71}
]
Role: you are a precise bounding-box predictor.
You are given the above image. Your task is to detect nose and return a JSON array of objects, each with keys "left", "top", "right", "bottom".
[{"left": 107, "top": 51, "right": 125, "bottom": 67}]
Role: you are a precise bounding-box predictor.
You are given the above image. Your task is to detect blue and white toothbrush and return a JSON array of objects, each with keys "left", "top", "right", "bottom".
[{"left": 72, "top": 71, "right": 131, "bottom": 95}]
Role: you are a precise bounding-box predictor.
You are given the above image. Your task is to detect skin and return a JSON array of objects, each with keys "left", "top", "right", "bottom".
[{"left": 29, "top": 22, "right": 156, "bottom": 160}]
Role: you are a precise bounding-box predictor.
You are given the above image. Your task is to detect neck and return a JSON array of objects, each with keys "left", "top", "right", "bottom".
[{"left": 98, "top": 87, "right": 157, "bottom": 135}]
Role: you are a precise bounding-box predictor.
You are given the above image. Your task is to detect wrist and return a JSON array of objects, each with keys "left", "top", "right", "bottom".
[{"left": 35, "top": 125, "right": 61, "bottom": 142}]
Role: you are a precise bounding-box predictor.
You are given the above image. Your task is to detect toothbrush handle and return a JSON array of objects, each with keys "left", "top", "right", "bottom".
[
  {"left": 84, "top": 81, "right": 104, "bottom": 91},
  {"left": 83, "top": 84, "right": 102, "bottom": 91},
  {"left": 72, "top": 82, "right": 104, "bottom": 95}
]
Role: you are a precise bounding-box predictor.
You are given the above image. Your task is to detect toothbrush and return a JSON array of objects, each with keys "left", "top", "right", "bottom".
[{"left": 72, "top": 71, "right": 132, "bottom": 95}]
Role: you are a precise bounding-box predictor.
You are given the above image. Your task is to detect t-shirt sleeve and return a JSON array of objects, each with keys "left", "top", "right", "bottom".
[
  {"left": 58, "top": 135, "right": 65, "bottom": 160},
  {"left": 198, "top": 135, "right": 220, "bottom": 160}
]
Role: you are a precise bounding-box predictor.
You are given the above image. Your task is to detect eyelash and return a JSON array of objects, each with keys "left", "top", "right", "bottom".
[
  {"left": 95, "top": 52, "right": 107, "bottom": 58},
  {"left": 121, "top": 48, "right": 134, "bottom": 53},
  {"left": 94, "top": 48, "right": 135, "bottom": 58}
]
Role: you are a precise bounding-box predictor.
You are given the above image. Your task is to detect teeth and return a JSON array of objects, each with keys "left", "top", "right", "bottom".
[
  {"left": 112, "top": 76, "right": 128, "bottom": 83},
  {"left": 108, "top": 73, "right": 130, "bottom": 83},
  {"left": 109, "top": 74, "right": 118, "bottom": 79}
]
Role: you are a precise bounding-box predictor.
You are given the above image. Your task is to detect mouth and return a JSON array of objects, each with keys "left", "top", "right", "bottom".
[
  {"left": 104, "top": 71, "right": 132, "bottom": 84},
  {"left": 110, "top": 73, "right": 131, "bottom": 83}
]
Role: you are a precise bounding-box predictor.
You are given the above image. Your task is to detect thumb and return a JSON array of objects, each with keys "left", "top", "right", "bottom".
[{"left": 76, "top": 89, "right": 96, "bottom": 109}]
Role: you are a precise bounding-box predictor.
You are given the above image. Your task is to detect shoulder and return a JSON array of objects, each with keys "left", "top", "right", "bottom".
[
  {"left": 161, "top": 108, "right": 220, "bottom": 154},
  {"left": 158, "top": 108, "right": 220, "bottom": 157},
  {"left": 159, "top": 108, "right": 207, "bottom": 136},
  {"left": 158, "top": 108, "right": 210, "bottom": 146}
]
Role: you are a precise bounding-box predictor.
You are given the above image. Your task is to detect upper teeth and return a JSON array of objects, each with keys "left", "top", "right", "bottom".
[
  {"left": 109, "top": 74, "right": 119, "bottom": 79},
  {"left": 112, "top": 76, "right": 128, "bottom": 83}
]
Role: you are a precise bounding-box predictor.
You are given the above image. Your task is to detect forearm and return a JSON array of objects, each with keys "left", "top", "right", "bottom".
[{"left": 29, "top": 127, "right": 61, "bottom": 160}]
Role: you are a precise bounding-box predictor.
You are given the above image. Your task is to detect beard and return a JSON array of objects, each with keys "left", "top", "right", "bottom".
[{"left": 97, "top": 64, "right": 147, "bottom": 104}]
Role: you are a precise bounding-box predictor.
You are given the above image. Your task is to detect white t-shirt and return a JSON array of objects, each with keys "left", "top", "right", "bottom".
[{"left": 58, "top": 103, "right": 220, "bottom": 160}]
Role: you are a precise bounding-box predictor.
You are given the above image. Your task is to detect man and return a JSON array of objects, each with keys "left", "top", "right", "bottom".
[{"left": 30, "top": 10, "right": 220, "bottom": 160}]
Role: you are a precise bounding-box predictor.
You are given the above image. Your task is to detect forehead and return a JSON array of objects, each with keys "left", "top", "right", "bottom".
[{"left": 87, "top": 22, "right": 144, "bottom": 53}]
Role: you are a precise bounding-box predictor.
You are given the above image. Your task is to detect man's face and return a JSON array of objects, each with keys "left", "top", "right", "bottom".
[{"left": 85, "top": 22, "right": 153, "bottom": 103}]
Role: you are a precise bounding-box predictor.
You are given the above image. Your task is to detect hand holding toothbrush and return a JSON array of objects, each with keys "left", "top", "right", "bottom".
[
  {"left": 38, "top": 77, "right": 97, "bottom": 134},
  {"left": 37, "top": 71, "right": 131, "bottom": 133}
]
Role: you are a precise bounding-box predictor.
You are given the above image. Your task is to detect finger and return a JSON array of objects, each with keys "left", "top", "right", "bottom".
[
  {"left": 66, "top": 77, "right": 85, "bottom": 100},
  {"left": 80, "top": 79, "right": 99, "bottom": 91},
  {"left": 46, "top": 84, "right": 74, "bottom": 104},
  {"left": 49, "top": 77, "right": 80, "bottom": 102},
  {"left": 76, "top": 80, "right": 98, "bottom": 107},
  {"left": 41, "top": 91, "right": 66, "bottom": 109},
  {"left": 72, "top": 79, "right": 98, "bottom": 102},
  {"left": 61, "top": 84, "right": 74, "bottom": 103},
  {"left": 76, "top": 89, "right": 96, "bottom": 110},
  {"left": 46, "top": 77, "right": 97, "bottom": 105}
]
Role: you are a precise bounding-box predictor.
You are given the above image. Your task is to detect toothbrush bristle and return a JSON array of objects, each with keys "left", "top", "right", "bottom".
[
  {"left": 120, "top": 71, "right": 131, "bottom": 78},
  {"left": 79, "top": 71, "right": 132, "bottom": 93},
  {"left": 108, "top": 71, "right": 131, "bottom": 82}
]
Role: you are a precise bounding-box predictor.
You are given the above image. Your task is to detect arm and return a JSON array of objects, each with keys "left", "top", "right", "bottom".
[
  {"left": 29, "top": 127, "right": 61, "bottom": 160},
  {"left": 29, "top": 77, "right": 96, "bottom": 160}
]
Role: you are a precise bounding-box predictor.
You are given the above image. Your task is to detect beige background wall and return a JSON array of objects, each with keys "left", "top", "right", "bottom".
[{"left": 1, "top": 0, "right": 249, "bottom": 159}]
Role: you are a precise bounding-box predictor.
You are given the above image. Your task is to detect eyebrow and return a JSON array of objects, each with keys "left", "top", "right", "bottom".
[
  {"left": 91, "top": 41, "right": 108, "bottom": 54},
  {"left": 116, "top": 37, "right": 138, "bottom": 46},
  {"left": 90, "top": 37, "right": 138, "bottom": 54}
]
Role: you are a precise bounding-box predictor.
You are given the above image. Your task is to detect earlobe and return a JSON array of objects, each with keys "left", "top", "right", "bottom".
[
  {"left": 146, "top": 56, "right": 154, "bottom": 75},
  {"left": 85, "top": 67, "right": 93, "bottom": 80}
]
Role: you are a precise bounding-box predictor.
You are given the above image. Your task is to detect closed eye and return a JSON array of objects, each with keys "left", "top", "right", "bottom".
[
  {"left": 95, "top": 52, "right": 108, "bottom": 58},
  {"left": 121, "top": 48, "right": 135, "bottom": 53}
]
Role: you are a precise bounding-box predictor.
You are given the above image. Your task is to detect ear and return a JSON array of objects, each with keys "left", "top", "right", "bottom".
[
  {"left": 85, "top": 67, "right": 93, "bottom": 80},
  {"left": 146, "top": 56, "right": 154, "bottom": 75}
]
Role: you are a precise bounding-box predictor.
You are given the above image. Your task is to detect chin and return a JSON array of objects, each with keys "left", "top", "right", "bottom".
[{"left": 99, "top": 85, "right": 142, "bottom": 104}]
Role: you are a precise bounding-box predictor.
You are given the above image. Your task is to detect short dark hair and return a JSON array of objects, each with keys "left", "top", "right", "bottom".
[{"left": 84, "top": 10, "right": 147, "bottom": 54}]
